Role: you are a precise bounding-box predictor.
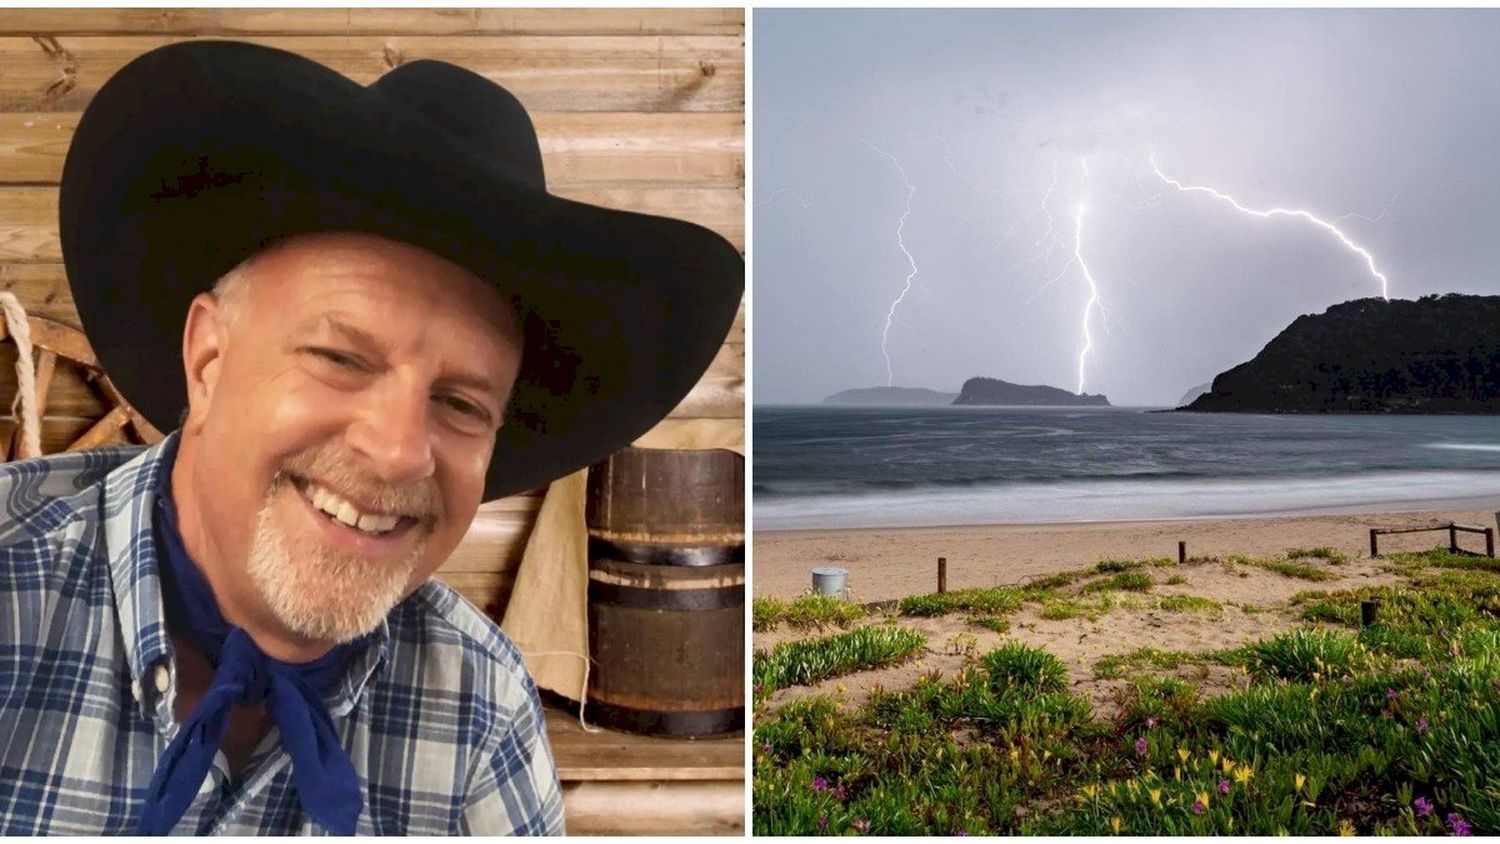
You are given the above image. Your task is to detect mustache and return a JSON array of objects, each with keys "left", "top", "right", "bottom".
[{"left": 273, "top": 442, "right": 441, "bottom": 522}]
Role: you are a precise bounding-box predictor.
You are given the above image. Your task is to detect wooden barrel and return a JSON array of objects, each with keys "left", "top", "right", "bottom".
[{"left": 585, "top": 446, "right": 744, "bottom": 737}]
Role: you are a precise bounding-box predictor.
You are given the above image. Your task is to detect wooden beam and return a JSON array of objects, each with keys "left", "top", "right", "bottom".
[
  {"left": 0, "top": 9, "right": 744, "bottom": 38},
  {"left": 0, "top": 35, "right": 744, "bottom": 114}
]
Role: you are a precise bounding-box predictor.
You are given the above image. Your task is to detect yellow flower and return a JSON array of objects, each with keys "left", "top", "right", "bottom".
[
  {"left": 1174, "top": 766, "right": 1181, "bottom": 781},
  {"left": 1149, "top": 787, "right": 1162, "bottom": 806},
  {"left": 1082, "top": 784, "right": 1099, "bottom": 799},
  {"left": 1043, "top": 749, "right": 1053, "bottom": 762},
  {"left": 1233, "top": 765, "right": 1254, "bottom": 785},
  {"left": 1177, "top": 747, "right": 1191, "bottom": 764},
  {"left": 1295, "top": 773, "right": 1307, "bottom": 793},
  {"left": 1196, "top": 790, "right": 1211, "bottom": 808},
  {"left": 1209, "top": 749, "right": 1220, "bottom": 765},
  {"left": 1221, "top": 757, "right": 1236, "bottom": 774},
  {"left": 1009, "top": 747, "right": 1020, "bottom": 763},
  {"left": 1111, "top": 817, "right": 1123, "bottom": 834},
  {"left": 1339, "top": 819, "right": 1355, "bottom": 836}
]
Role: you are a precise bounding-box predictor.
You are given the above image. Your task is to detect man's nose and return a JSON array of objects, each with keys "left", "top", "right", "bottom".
[{"left": 346, "top": 375, "right": 436, "bottom": 483}]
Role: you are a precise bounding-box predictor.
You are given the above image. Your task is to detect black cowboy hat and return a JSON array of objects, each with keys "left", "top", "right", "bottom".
[{"left": 59, "top": 40, "right": 743, "bottom": 501}]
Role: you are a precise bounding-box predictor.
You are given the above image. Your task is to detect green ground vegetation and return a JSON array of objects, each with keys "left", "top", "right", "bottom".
[
  {"left": 754, "top": 594, "right": 866, "bottom": 632},
  {"left": 753, "top": 549, "right": 1500, "bottom": 835}
]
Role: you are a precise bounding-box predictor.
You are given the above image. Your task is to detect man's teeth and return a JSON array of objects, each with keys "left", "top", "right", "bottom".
[{"left": 302, "top": 481, "right": 402, "bottom": 535}]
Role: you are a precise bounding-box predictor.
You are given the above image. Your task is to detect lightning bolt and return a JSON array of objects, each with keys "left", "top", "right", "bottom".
[
  {"left": 1150, "top": 153, "right": 1391, "bottom": 301},
  {"left": 863, "top": 139, "right": 919, "bottom": 387},
  {"left": 1073, "top": 202, "right": 1101, "bottom": 395},
  {"left": 1070, "top": 155, "right": 1105, "bottom": 396}
]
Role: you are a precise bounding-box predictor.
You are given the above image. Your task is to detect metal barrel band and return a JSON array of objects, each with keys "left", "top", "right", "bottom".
[
  {"left": 585, "top": 698, "right": 744, "bottom": 738},
  {"left": 587, "top": 535, "right": 744, "bottom": 567},
  {"left": 588, "top": 579, "right": 744, "bottom": 612}
]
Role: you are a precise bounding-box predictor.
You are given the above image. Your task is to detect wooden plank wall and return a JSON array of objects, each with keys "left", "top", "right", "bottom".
[{"left": 0, "top": 8, "right": 746, "bottom": 616}]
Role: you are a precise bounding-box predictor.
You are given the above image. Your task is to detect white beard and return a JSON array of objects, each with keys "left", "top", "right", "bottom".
[{"left": 245, "top": 475, "right": 428, "bottom": 644}]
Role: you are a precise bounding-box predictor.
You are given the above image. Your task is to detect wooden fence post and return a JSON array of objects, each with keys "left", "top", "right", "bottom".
[
  {"left": 1487, "top": 528, "right": 1495, "bottom": 559},
  {"left": 1177, "top": 541, "right": 1186, "bottom": 564},
  {"left": 1369, "top": 529, "right": 1379, "bottom": 558},
  {"left": 1449, "top": 524, "right": 1459, "bottom": 553},
  {"left": 937, "top": 557, "right": 947, "bottom": 594}
]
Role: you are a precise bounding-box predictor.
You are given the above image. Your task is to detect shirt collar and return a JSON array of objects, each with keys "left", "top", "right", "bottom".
[{"left": 100, "top": 431, "right": 389, "bottom": 721}]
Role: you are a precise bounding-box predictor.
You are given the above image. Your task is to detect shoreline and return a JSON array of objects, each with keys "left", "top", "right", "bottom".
[
  {"left": 755, "top": 493, "right": 1500, "bottom": 536},
  {"left": 752, "top": 502, "right": 1498, "bottom": 601}
]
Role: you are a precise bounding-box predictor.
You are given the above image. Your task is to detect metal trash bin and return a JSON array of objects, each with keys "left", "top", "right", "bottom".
[{"left": 811, "top": 566, "right": 849, "bottom": 598}]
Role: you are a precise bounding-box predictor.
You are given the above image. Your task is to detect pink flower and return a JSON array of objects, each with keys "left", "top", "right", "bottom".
[
  {"left": 833, "top": 784, "right": 848, "bottom": 800},
  {"left": 853, "top": 819, "right": 870, "bottom": 834},
  {"left": 1218, "top": 779, "right": 1231, "bottom": 795},
  {"left": 1134, "top": 736, "right": 1149, "bottom": 755},
  {"left": 1446, "top": 813, "right": 1471, "bottom": 837},
  {"left": 817, "top": 815, "right": 828, "bottom": 830},
  {"left": 1191, "top": 799, "right": 1206, "bottom": 815},
  {"left": 1416, "top": 717, "right": 1430, "bottom": 735},
  {"left": 812, "top": 776, "right": 828, "bottom": 792},
  {"left": 1386, "top": 688, "right": 1399, "bottom": 700},
  {"left": 1144, "top": 716, "right": 1160, "bottom": 729},
  {"left": 1413, "top": 796, "right": 1434, "bottom": 818}
]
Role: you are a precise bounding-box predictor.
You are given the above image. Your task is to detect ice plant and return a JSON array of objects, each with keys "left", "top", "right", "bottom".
[
  {"left": 1386, "top": 688, "right": 1398, "bottom": 700},
  {"left": 1134, "top": 736, "right": 1148, "bottom": 756},
  {"left": 1233, "top": 764, "right": 1254, "bottom": 785},
  {"left": 1111, "top": 817, "right": 1122, "bottom": 834},
  {"left": 1149, "top": 787, "right": 1162, "bottom": 806},
  {"left": 1191, "top": 799, "right": 1205, "bottom": 815},
  {"left": 1447, "top": 813, "right": 1472, "bottom": 837},
  {"left": 812, "top": 776, "right": 828, "bottom": 792},
  {"left": 817, "top": 815, "right": 827, "bottom": 830},
  {"left": 1339, "top": 819, "right": 1356, "bottom": 836},
  {"left": 1218, "top": 779, "right": 1231, "bottom": 795},
  {"left": 1177, "top": 747, "right": 1190, "bottom": 764},
  {"left": 1294, "top": 773, "right": 1306, "bottom": 793},
  {"left": 852, "top": 819, "right": 870, "bottom": 834},
  {"left": 1416, "top": 717, "right": 1430, "bottom": 735},
  {"left": 1208, "top": 749, "right": 1220, "bottom": 765},
  {"left": 1413, "top": 796, "right": 1433, "bottom": 817},
  {"left": 1196, "top": 790, "right": 1210, "bottom": 809}
]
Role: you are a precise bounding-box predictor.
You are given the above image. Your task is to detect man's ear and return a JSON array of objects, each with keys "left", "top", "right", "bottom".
[{"left": 181, "top": 292, "right": 229, "bottom": 433}]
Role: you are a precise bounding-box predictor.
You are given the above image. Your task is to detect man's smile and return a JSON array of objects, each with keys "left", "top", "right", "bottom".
[{"left": 284, "top": 474, "right": 426, "bottom": 557}]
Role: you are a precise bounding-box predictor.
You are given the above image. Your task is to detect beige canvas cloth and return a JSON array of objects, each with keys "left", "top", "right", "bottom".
[{"left": 500, "top": 417, "right": 745, "bottom": 706}]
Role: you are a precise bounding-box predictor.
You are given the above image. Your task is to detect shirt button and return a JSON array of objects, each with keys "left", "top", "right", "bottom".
[{"left": 154, "top": 664, "right": 170, "bottom": 694}]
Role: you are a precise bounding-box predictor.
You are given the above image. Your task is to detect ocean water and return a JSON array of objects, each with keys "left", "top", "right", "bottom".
[{"left": 754, "top": 406, "right": 1500, "bottom": 530}]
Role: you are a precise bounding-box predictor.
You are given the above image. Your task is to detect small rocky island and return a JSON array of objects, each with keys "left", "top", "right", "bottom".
[
  {"left": 1185, "top": 294, "right": 1500, "bottom": 413},
  {"left": 822, "top": 386, "right": 959, "bottom": 406},
  {"left": 952, "top": 377, "right": 1110, "bottom": 407}
]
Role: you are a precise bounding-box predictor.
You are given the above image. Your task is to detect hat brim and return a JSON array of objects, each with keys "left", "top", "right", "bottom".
[{"left": 59, "top": 41, "right": 744, "bottom": 501}]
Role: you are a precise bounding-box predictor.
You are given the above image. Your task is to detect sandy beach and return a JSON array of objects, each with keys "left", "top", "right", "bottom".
[{"left": 753, "top": 505, "right": 1498, "bottom": 601}]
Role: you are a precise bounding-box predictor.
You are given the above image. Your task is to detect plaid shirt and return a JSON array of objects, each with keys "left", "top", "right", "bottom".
[{"left": 0, "top": 435, "right": 564, "bottom": 834}]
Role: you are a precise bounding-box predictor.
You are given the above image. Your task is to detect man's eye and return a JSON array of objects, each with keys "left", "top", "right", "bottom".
[
  {"left": 311, "top": 348, "right": 363, "bottom": 370},
  {"left": 437, "top": 394, "right": 487, "bottom": 420}
]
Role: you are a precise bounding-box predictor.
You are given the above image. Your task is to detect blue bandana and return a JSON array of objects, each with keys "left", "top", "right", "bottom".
[{"left": 139, "top": 452, "right": 366, "bottom": 835}]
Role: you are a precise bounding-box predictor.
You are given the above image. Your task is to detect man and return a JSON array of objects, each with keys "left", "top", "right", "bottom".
[{"left": 0, "top": 41, "right": 742, "bottom": 835}]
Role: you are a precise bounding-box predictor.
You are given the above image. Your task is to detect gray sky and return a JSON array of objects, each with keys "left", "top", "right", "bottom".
[{"left": 754, "top": 9, "right": 1500, "bottom": 406}]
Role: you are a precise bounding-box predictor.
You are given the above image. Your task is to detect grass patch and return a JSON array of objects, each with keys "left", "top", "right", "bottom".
[
  {"left": 754, "top": 625, "right": 926, "bottom": 695},
  {"left": 969, "top": 615, "right": 1011, "bottom": 634},
  {"left": 753, "top": 594, "right": 866, "bottom": 632},
  {"left": 1245, "top": 629, "right": 1372, "bottom": 682},
  {"left": 1082, "top": 572, "right": 1155, "bottom": 593},
  {"left": 1156, "top": 595, "right": 1223, "bottom": 613},
  {"left": 899, "top": 586, "right": 1026, "bottom": 617},
  {"left": 1093, "top": 647, "right": 1201, "bottom": 680},
  {"left": 1286, "top": 546, "right": 1350, "bottom": 564},
  {"left": 1022, "top": 568, "right": 1093, "bottom": 592},
  {"left": 1165, "top": 574, "right": 1187, "bottom": 585},
  {"left": 1250, "top": 559, "right": 1340, "bottom": 582}
]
